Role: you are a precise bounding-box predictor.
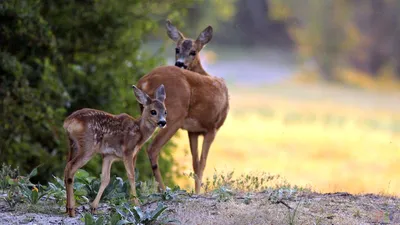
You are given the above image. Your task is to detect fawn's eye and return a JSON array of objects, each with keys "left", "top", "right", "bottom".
[
  {"left": 190, "top": 51, "right": 196, "bottom": 56},
  {"left": 151, "top": 110, "right": 157, "bottom": 116},
  {"left": 165, "top": 110, "right": 167, "bottom": 115},
  {"left": 175, "top": 48, "right": 180, "bottom": 54}
]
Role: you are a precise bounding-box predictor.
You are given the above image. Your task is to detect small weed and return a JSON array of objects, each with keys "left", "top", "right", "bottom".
[
  {"left": 2, "top": 166, "right": 43, "bottom": 207},
  {"left": 243, "top": 193, "right": 252, "bottom": 205},
  {"left": 202, "top": 170, "right": 278, "bottom": 193},
  {"left": 213, "top": 186, "right": 234, "bottom": 202},
  {"left": 0, "top": 163, "right": 19, "bottom": 192},
  {"left": 269, "top": 187, "right": 298, "bottom": 203},
  {"left": 137, "top": 179, "right": 159, "bottom": 200},
  {"left": 353, "top": 209, "right": 361, "bottom": 218},
  {"left": 314, "top": 216, "right": 323, "bottom": 225},
  {"left": 4, "top": 186, "right": 22, "bottom": 209},
  {"left": 144, "top": 186, "right": 187, "bottom": 204},
  {"left": 287, "top": 200, "right": 302, "bottom": 225}
]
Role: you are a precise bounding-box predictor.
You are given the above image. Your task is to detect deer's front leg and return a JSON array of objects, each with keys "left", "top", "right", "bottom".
[{"left": 123, "top": 153, "right": 139, "bottom": 205}]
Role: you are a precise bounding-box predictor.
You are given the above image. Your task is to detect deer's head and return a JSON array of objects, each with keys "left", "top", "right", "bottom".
[
  {"left": 132, "top": 84, "right": 167, "bottom": 128},
  {"left": 166, "top": 20, "right": 213, "bottom": 70}
]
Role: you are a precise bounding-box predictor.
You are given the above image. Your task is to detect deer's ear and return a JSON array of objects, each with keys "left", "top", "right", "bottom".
[
  {"left": 196, "top": 25, "right": 213, "bottom": 48},
  {"left": 132, "top": 85, "right": 151, "bottom": 105},
  {"left": 166, "top": 20, "right": 184, "bottom": 42},
  {"left": 155, "top": 84, "right": 166, "bottom": 102}
]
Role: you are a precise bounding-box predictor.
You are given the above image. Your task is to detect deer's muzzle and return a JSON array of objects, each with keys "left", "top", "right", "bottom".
[
  {"left": 157, "top": 120, "right": 167, "bottom": 128},
  {"left": 175, "top": 61, "right": 187, "bottom": 69}
]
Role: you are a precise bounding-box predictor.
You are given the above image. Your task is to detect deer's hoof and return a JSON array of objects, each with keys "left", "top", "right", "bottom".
[
  {"left": 67, "top": 207, "right": 76, "bottom": 217},
  {"left": 90, "top": 207, "right": 97, "bottom": 214},
  {"left": 130, "top": 198, "right": 140, "bottom": 206}
]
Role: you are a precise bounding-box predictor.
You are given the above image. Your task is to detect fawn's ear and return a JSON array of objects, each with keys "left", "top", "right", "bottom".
[
  {"left": 132, "top": 85, "right": 151, "bottom": 105},
  {"left": 166, "top": 20, "right": 184, "bottom": 42},
  {"left": 196, "top": 25, "right": 213, "bottom": 48},
  {"left": 155, "top": 84, "right": 166, "bottom": 102}
]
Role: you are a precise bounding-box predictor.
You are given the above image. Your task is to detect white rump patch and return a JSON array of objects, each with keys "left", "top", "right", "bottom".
[{"left": 141, "top": 81, "right": 148, "bottom": 91}]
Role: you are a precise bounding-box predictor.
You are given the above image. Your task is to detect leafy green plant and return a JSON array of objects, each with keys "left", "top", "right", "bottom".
[
  {"left": 47, "top": 175, "right": 67, "bottom": 206},
  {"left": 114, "top": 202, "right": 168, "bottom": 225},
  {"left": 83, "top": 213, "right": 106, "bottom": 225},
  {"left": 19, "top": 184, "right": 48, "bottom": 205},
  {"left": 72, "top": 169, "right": 95, "bottom": 204},
  {"left": 102, "top": 176, "right": 130, "bottom": 204},
  {"left": 73, "top": 169, "right": 132, "bottom": 206},
  {"left": 15, "top": 167, "right": 50, "bottom": 204}
]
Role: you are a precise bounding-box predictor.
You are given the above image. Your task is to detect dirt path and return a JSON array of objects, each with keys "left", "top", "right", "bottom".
[{"left": 1, "top": 191, "right": 399, "bottom": 225}]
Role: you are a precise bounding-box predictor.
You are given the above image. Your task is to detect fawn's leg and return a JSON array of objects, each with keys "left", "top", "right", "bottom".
[
  {"left": 188, "top": 131, "right": 200, "bottom": 192},
  {"left": 146, "top": 121, "right": 182, "bottom": 192},
  {"left": 64, "top": 149, "right": 94, "bottom": 217},
  {"left": 64, "top": 137, "right": 76, "bottom": 213},
  {"left": 196, "top": 129, "right": 217, "bottom": 194},
  {"left": 123, "top": 153, "right": 138, "bottom": 204},
  {"left": 91, "top": 155, "right": 115, "bottom": 213}
]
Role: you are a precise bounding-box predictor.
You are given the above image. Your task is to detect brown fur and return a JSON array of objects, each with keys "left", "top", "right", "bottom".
[
  {"left": 138, "top": 65, "right": 229, "bottom": 193},
  {"left": 63, "top": 86, "right": 167, "bottom": 217}
]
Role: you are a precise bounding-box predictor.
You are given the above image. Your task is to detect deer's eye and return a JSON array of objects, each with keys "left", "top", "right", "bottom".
[
  {"left": 190, "top": 51, "right": 196, "bottom": 56},
  {"left": 175, "top": 48, "right": 180, "bottom": 54},
  {"left": 165, "top": 110, "right": 167, "bottom": 115},
  {"left": 151, "top": 110, "right": 157, "bottom": 116}
]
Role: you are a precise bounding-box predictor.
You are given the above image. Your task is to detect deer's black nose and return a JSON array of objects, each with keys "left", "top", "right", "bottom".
[
  {"left": 157, "top": 120, "right": 167, "bottom": 128},
  {"left": 175, "top": 61, "right": 185, "bottom": 68}
]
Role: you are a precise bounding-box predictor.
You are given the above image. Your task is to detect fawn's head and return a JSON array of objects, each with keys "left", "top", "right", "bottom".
[
  {"left": 166, "top": 20, "right": 213, "bottom": 70},
  {"left": 132, "top": 84, "right": 167, "bottom": 128}
]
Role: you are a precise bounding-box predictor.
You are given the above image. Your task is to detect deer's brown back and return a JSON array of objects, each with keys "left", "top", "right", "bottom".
[
  {"left": 137, "top": 66, "right": 229, "bottom": 131},
  {"left": 64, "top": 109, "right": 138, "bottom": 151}
]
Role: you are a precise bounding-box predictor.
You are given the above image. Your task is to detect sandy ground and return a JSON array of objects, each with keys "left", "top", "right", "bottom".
[{"left": 1, "top": 191, "right": 399, "bottom": 225}]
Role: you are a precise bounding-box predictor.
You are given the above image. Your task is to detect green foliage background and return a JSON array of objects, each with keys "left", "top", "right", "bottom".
[{"left": 0, "top": 0, "right": 201, "bottom": 185}]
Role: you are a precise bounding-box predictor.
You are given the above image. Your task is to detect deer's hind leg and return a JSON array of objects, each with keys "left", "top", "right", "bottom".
[
  {"left": 188, "top": 132, "right": 200, "bottom": 192},
  {"left": 196, "top": 129, "right": 216, "bottom": 194},
  {"left": 64, "top": 138, "right": 96, "bottom": 217},
  {"left": 91, "top": 155, "right": 116, "bottom": 213},
  {"left": 64, "top": 136, "right": 77, "bottom": 213}
]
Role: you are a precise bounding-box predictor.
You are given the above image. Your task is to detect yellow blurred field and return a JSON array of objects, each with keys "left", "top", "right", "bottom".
[{"left": 171, "top": 83, "right": 400, "bottom": 195}]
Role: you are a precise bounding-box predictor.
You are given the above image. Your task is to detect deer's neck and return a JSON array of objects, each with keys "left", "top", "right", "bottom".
[
  {"left": 137, "top": 117, "right": 157, "bottom": 141},
  {"left": 189, "top": 56, "right": 209, "bottom": 76}
]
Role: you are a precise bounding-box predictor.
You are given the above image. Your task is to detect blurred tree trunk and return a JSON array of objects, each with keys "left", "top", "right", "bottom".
[
  {"left": 349, "top": 0, "right": 398, "bottom": 77},
  {"left": 234, "top": 0, "right": 292, "bottom": 47}
]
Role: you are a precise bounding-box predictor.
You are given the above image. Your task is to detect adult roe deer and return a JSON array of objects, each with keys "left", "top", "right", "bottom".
[
  {"left": 136, "top": 20, "right": 229, "bottom": 194},
  {"left": 63, "top": 85, "right": 167, "bottom": 217}
]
